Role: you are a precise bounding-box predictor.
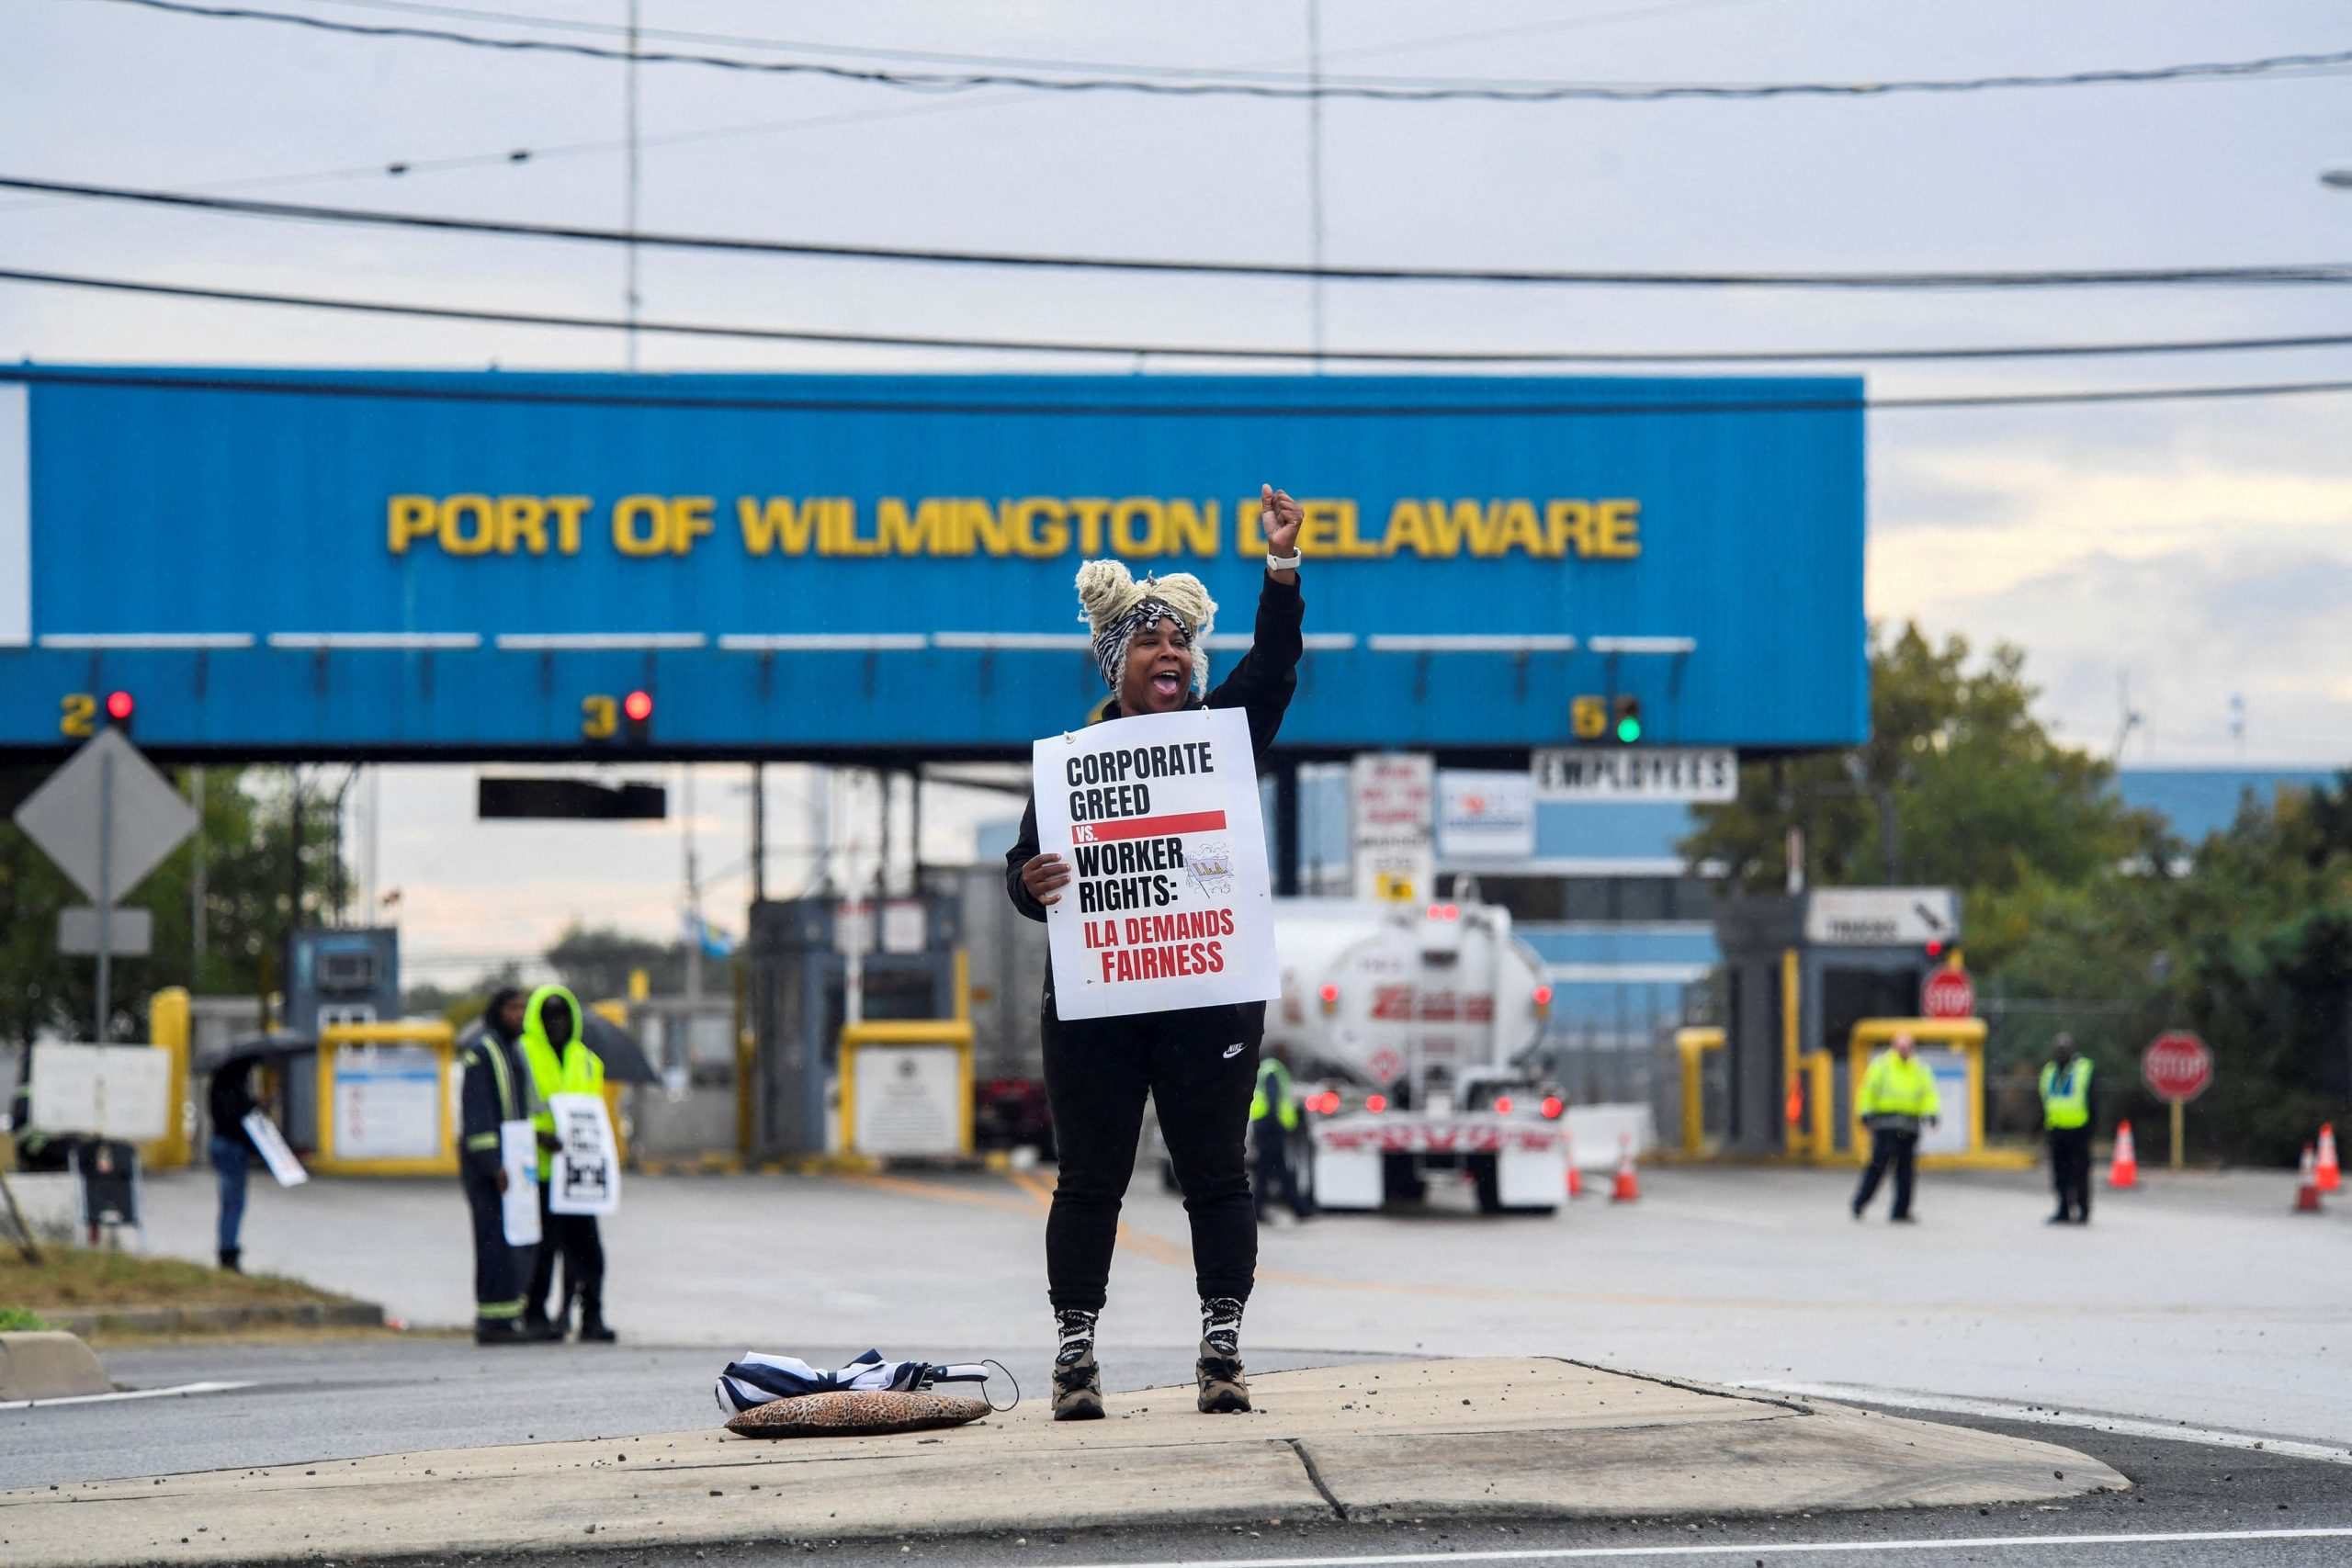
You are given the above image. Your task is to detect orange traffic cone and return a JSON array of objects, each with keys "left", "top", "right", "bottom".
[
  {"left": 2107, "top": 1121, "right": 2138, "bottom": 1190},
  {"left": 1564, "top": 1134, "right": 1584, "bottom": 1199},
  {"left": 1610, "top": 1135, "right": 1640, "bottom": 1203},
  {"left": 2295, "top": 1145, "right": 2324, "bottom": 1213},
  {"left": 2316, "top": 1124, "right": 2341, "bottom": 1194}
]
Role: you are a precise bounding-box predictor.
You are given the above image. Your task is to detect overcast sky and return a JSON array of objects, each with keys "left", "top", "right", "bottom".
[{"left": 7, "top": 0, "right": 2351, "bottom": 975}]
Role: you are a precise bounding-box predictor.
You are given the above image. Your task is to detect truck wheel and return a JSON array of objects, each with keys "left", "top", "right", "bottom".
[
  {"left": 1381, "top": 1154, "right": 1425, "bottom": 1206},
  {"left": 1473, "top": 1155, "right": 1504, "bottom": 1214}
]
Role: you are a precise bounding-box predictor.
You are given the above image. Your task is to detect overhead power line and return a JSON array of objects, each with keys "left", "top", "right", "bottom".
[
  {"left": 17, "top": 265, "right": 2352, "bottom": 367},
  {"left": 97, "top": 1, "right": 2352, "bottom": 103},
  {"left": 7, "top": 364, "right": 2352, "bottom": 419},
  {"left": 12, "top": 175, "right": 2352, "bottom": 290}
]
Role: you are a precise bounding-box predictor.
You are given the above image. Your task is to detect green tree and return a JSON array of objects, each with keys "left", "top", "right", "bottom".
[
  {"left": 1682, "top": 624, "right": 2165, "bottom": 925},
  {"left": 543, "top": 923, "right": 730, "bottom": 1004},
  {"left": 0, "top": 765, "right": 351, "bottom": 1047}
]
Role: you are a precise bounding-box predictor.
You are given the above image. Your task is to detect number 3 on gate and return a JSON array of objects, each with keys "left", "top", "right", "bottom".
[{"left": 580, "top": 694, "right": 618, "bottom": 740}]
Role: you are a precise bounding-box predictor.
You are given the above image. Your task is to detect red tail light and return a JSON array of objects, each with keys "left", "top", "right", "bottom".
[
  {"left": 1540, "top": 1095, "right": 1565, "bottom": 1120},
  {"left": 1494, "top": 1095, "right": 1515, "bottom": 1115},
  {"left": 1442, "top": 903, "right": 1460, "bottom": 919},
  {"left": 1532, "top": 985, "right": 1554, "bottom": 1007},
  {"left": 1317, "top": 1091, "right": 1340, "bottom": 1115},
  {"left": 1365, "top": 1093, "right": 1388, "bottom": 1114}
]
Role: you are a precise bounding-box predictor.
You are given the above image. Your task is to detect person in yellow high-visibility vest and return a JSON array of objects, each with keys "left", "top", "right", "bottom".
[
  {"left": 1851, "top": 1032, "right": 1939, "bottom": 1224},
  {"left": 517, "top": 984, "right": 615, "bottom": 1342},
  {"left": 2039, "top": 1032, "right": 2098, "bottom": 1225},
  {"left": 1249, "top": 1051, "right": 1310, "bottom": 1224}
]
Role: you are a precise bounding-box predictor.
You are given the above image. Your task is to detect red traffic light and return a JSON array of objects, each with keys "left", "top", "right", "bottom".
[
  {"left": 623, "top": 690, "right": 654, "bottom": 723},
  {"left": 1925, "top": 939, "right": 1946, "bottom": 959},
  {"left": 105, "top": 690, "right": 134, "bottom": 722}
]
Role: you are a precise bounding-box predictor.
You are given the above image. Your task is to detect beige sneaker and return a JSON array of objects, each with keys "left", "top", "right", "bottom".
[
  {"left": 1194, "top": 1338, "right": 1250, "bottom": 1413},
  {"left": 1053, "top": 1347, "right": 1105, "bottom": 1421}
]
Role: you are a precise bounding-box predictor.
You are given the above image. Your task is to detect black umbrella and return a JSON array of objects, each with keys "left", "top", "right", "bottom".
[
  {"left": 192, "top": 1031, "right": 316, "bottom": 1077},
  {"left": 582, "top": 1010, "right": 660, "bottom": 1086}
]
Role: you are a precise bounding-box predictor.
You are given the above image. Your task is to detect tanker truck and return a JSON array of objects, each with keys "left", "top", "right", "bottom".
[{"left": 1267, "top": 895, "right": 1569, "bottom": 1214}]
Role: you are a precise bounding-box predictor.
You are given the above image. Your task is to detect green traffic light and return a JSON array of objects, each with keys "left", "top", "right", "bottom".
[{"left": 1616, "top": 716, "right": 1642, "bottom": 743}]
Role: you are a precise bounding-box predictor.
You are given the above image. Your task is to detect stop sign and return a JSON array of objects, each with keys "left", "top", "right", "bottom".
[
  {"left": 1921, "top": 968, "right": 1974, "bottom": 1019},
  {"left": 2142, "top": 1032, "right": 2213, "bottom": 1103}
]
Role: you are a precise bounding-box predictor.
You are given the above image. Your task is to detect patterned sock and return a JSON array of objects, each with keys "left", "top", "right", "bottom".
[
  {"left": 1201, "top": 1295, "right": 1244, "bottom": 1358},
  {"left": 1055, "top": 1308, "right": 1099, "bottom": 1368}
]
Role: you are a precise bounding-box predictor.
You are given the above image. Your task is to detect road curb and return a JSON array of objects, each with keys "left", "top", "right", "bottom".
[
  {"left": 0, "top": 1356, "right": 2127, "bottom": 1567},
  {"left": 0, "top": 1331, "right": 110, "bottom": 1401}
]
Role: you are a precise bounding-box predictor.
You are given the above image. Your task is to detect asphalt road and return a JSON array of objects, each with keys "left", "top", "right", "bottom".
[{"left": 314, "top": 1406, "right": 2352, "bottom": 1568}]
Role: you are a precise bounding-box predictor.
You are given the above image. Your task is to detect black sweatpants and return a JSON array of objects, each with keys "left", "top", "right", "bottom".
[
  {"left": 1042, "top": 995, "right": 1264, "bottom": 1314},
  {"left": 1852, "top": 1128, "right": 1919, "bottom": 1218},
  {"left": 460, "top": 1168, "right": 525, "bottom": 1325},
  {"left": 527, "top": 1180, "right": 605, "bottom": 1325},
  {"left": 2048, "top": 1127, "right": 2093, "bottom": 1221}
]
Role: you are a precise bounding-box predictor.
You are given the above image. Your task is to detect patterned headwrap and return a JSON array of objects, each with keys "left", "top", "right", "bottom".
[{"left": 1091, "top": 598, "right": 1188, "bottom": 689}]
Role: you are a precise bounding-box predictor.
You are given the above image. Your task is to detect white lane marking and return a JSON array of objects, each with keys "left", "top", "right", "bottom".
[
  {"left": 0, "top": 1380, "right": 254, "bottom": 1413},
  {"left": 1059, "top": 1529, "right": 2352, "bottom": 1568},
  {"left": 1741, "top": 1380, "right": 2352, "bottom": 1468}
]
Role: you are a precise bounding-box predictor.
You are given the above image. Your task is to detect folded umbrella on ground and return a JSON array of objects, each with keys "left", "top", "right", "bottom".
[{"left": 716, "top": 1349, "right": 1007, "bottom": 1438}]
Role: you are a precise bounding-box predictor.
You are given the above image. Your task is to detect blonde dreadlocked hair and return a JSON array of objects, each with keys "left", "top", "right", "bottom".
[{"left": 1075, "top": 558, "right": 1216, "bottom": 697}]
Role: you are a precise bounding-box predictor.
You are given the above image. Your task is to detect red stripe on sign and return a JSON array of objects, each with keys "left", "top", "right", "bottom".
[{"left": 1075, "top": 810, "right": 1227, "bottom": 842}]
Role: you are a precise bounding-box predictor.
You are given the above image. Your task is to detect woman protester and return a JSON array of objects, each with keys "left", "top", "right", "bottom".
[{"left": 1005, "top": 484, "right": 1306, "bottom": 1421}]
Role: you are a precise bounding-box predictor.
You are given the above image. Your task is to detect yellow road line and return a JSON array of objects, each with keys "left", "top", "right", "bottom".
[{"left": 831, "top": 1170, "right": 1042, "bottom": 1217}]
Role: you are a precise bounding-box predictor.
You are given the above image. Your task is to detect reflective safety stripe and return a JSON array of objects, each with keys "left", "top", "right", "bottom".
[
  {"left": 463, "top": 1131, "right": 501, "bottom": 1153},
  {"left": 475, "top": 1297, "right": 526, "bottom": 1320}
]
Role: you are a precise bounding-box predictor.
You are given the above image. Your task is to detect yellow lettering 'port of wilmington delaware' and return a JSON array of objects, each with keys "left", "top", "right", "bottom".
[{"left": 389, "top": 494, "right": 1641, "bottom": 561}]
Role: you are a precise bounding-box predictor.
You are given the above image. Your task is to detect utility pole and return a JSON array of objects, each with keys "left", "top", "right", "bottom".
[
  {"left": 684, "top": 764, "right": 702, "bottom": 1002},
  {"left": 751, "top": 761, "right": 767, "bottom": 904},
  {"left": 1306, "top": 0, "right": 1327, "bottom": 368},
  {"left": 624, "top": 0, "right": 642, "bottom": 370},
  {"left": 189, "top": 767, "right": 208, "bottom": 983}
]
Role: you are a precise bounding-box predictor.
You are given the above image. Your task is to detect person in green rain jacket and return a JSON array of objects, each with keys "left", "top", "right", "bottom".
[
  {"left": 1850, "top": 1032, "right": 1939, "bottom": 1224},
  {"left": 517, "top": 984, "right": 615, "bottom": 1342}
]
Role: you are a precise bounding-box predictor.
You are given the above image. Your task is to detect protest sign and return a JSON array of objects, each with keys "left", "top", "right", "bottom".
[
  {"left": 1030, "top": 707, "right": 1280, "bottom": 1021},
  {"left": 241, "top": 1110, "right": 308, "bottom": 1188},
  {"left": 499, "top": 1119, "right": 541, "bottom": 1246},
  {"left": 545, "top": 1094, "right": 621, "bottom": 1217}
]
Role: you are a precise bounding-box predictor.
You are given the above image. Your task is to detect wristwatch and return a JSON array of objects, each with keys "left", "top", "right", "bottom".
[{"left": 1265, "top": 549, "right": 1304, "bottom": 571}]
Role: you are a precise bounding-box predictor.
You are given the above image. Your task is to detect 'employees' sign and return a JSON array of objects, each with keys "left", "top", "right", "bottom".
[{"left": 1032, "top": 708, "right": 1281, "bottom": 1021}]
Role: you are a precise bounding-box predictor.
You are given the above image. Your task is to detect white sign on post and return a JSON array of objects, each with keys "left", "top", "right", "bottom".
[
  {"left": 1532, "top": 748, "right": 1739, "bottom": 802},
  {"left": 242, "top": 1110, "right": 308, "bottom": 1188},
  {"left": 546, "top": 1094, "right": 621, "bottom": 1216},
  {"left": 1031, "top": 707, "right": 1281, "bottom": 1021},
  {"left": 499, "top": 1120, "right": 541, "bottom": 1247},
  {"left": 1436, "top": 770, "right": 1537, "bottom": 860},
  {"left": 1351, "top": 753, "right": 1434, "bottom": 902},
  {"left": 28, "top": 1042, "right": 172, "bottom": 1140}
]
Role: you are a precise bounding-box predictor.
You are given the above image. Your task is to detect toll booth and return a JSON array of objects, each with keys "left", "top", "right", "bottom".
[
  {"left": 311, "top": 1019, "right": 459, "bottom": 1177},
  {"left": 745, "top": 896, "right": 965, "bottom": 1157},
  {"left": 1708, "top": 887, "right": 1962, "bottom": 1156},
  {"left": 283, "top": 929, "right": 401, "bottom": 1148}
]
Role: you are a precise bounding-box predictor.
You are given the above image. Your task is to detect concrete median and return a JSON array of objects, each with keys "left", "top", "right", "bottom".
[
  {"left": 0, "top": 1331, "right": 111, "bottom": 1403},
  {"left": 0, "top": 1357, "right": 2125, "bottom": 1565}
]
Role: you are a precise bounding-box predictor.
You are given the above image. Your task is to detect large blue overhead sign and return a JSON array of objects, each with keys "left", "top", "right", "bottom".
[{"left": 0, "top": 368, "right": 1865, "bottom": 758}]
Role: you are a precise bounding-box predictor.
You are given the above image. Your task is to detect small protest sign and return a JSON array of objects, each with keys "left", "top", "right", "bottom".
[
  {"left": 1031, "top": 707, "right": 1280, "bottom": 1021},
  {"left": 545, "top": 1094, "right": 621, "bottom": 1217},
  {"left": 499, "top": 1119, "right": 540, "bottom": 1246},
  {"left": 241, "top": 1110, "right": 308, "bottom": 1188}
]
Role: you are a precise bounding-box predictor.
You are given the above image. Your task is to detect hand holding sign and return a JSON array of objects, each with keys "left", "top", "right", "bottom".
[{"left": 1022, "top": 852, "right": 1071, "bottom": 908}]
